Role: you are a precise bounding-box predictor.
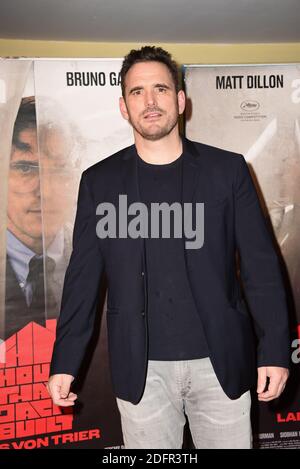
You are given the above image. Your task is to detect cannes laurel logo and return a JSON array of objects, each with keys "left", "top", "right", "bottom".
[{"left": 95, "top": 195, "right": 204, "bottom": 249}]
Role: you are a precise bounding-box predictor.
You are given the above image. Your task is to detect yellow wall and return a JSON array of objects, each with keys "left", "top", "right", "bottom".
[{"left": 0, "top": 39, "right": 300, "bottom": 65}]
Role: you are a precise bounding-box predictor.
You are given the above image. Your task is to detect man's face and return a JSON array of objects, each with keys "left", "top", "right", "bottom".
[
  {"left": 7, "top": 128, "right": 43, "bottom": 241},
  {"left": 119, "top": 61, "right": 185, "bottom": 141},
  {"left": 7, "top": 127, "right": 73, "bottom": 247}
]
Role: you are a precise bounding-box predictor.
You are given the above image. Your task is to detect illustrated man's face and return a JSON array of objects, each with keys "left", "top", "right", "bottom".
[
  {"left": 7, "top": 126, "right": 73, "bottom": 245},
  {"left": 119, "top": 61, "right": 185, "bottom": 141},
  {"left": 7, "top": 127, "right": 43, "bottom": 240}
]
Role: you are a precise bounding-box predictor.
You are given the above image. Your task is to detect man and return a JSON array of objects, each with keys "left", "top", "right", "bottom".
[
  {"left": 47, "top": 46, "right": 290, "bottom": 449},
  {"left": 4, "top": 96, "right": 78, "bottom": 338}
]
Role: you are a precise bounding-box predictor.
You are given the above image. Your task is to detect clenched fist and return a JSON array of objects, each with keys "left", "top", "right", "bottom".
[{"left": 47, "top": 374, "right": 77, "bottom": 407}]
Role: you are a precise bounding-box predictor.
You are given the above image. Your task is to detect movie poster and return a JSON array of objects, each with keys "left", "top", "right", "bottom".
[
  {"left": 184, "top": 63, "right": 300, "bottom": 448},
  {"left": 0, "top": 58, "right": 133, "bottom": 449}
]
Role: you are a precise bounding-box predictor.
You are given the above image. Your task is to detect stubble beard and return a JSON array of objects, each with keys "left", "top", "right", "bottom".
[{"left": 128, "top": 106, "right": 179, "bottom": 142}]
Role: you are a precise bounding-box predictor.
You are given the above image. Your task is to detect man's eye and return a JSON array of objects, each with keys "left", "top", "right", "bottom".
[
  {"left": 158, "top": 87, "right": 166, "bottom": 93},
  {"left": 133, "top": 90, "right": 142, "bottom": 95},
  {"left": 12, "top": 163, "right": 39, "bottom": 174},
  {"left": 21, "top": 164, "right": 34, "bottom": 173}
]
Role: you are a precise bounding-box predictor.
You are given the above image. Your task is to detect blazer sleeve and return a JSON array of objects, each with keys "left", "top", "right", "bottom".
[
  {"left": 234, "top": 154, "right": 290, "bottom": 368},
  {"left": 49, "top": 170, "right": 104, "bottom": 378}
]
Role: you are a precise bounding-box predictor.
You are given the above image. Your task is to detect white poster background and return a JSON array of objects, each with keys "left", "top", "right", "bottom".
[
  {"left": 34, "top": 59, "right": 133, "bottom": 171},
  {"left": 184, "top": 63, "right": 300, "bottom": 319},
  {"left": 33, "top": 60, "right": 133, "bottom": 313}
]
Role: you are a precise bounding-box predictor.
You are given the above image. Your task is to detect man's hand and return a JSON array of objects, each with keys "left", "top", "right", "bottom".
[
  {"left": 47, "top": 374, "right": 77, "bottom": 407},
  {"left": 257, "top": 366, "right": 289, "bottom": 402}
]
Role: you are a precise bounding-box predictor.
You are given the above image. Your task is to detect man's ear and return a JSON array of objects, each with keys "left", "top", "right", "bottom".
[
  {"left": 177, "top": 90, "right": 186, "bottom": 115},
  {"left": 119, "top": 96, "right": 129, "bottom": 121}
]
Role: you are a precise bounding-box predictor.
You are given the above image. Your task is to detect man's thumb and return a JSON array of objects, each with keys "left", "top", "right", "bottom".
[
  {"left": 60, "top": 381, "right": 71, "bottom": 399},
  {"left": 257, "top": 367, "right": 267, "bottom": 393}
]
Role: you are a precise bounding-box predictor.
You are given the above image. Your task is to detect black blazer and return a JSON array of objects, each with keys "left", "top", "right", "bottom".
[{"left": 49, "top": 137, "right": 290, "bottom": 404}]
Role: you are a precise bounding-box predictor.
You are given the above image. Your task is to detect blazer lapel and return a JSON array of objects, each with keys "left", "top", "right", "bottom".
[
  {"left": 120, "top": 144, "right": 140, "bottom": 205},
  {"left": 181, "top": 137, "right": 202, "bottom": 207},
  {"left": 120, "top": 145, "right": 146, "bottom": 269}
]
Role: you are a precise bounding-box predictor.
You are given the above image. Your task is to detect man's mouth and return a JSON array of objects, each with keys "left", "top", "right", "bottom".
[{"left": 144, "top": 112, "right": 162, "bottom": 120}]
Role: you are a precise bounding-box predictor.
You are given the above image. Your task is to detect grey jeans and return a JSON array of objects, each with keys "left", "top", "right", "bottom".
[{"left": 116, "top": 357, "right": 252, "bottom": 449}]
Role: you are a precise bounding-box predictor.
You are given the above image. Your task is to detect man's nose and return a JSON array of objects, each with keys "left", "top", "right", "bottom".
[
  {"left": 144, "top": 90, "right": 156, "bottom": 107},
  {"left": 31, "top": 176, "right": 41, "bottom": 196}
]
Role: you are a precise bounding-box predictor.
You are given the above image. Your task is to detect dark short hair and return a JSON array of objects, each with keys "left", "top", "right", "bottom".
[
  {"left": 120, "top": 46, "right": 180, "bottom": 97},
  {"left": 12, "top": 96, "right": 36, "bottom": 150}
]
